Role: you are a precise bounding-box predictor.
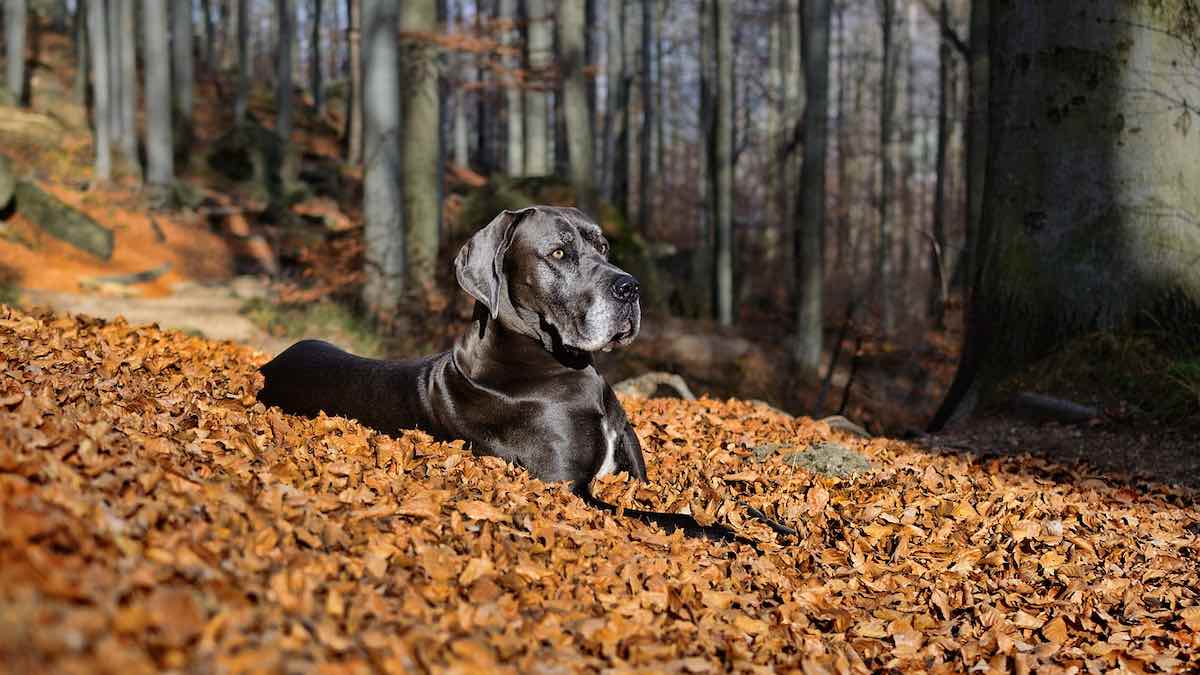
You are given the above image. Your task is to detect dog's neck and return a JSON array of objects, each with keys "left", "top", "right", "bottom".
[{"left": 453, "top": 303, "right": 593, "bottom": 382}]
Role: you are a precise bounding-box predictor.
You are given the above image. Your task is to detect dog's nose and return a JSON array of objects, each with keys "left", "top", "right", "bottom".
[{"left": 611, "top": 275, "right": 640, "bottom": 303}]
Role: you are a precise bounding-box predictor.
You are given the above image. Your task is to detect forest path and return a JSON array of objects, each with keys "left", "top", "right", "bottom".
[{"left": 20, "top": 276, "right": 293, "bottom": 357}]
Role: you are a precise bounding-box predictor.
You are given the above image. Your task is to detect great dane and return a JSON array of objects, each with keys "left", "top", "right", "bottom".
[{"left": 258, "top": 206, "right": 784, "bottom": 541}]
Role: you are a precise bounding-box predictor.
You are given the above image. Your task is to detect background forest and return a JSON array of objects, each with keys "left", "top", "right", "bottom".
[{"left": 1, "top": 0, "right": 1198, "bottom": 439}]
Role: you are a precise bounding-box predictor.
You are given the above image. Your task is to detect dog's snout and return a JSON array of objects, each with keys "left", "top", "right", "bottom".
[{"left": 610, "top": 275, "right": 640, "bottom": 303}]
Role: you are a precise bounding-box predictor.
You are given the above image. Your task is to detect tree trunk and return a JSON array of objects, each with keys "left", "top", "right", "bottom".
[
  {"left": 690, "top": 0, "right": 713, "bottom": 319},
  {"left": 234, "top": 0, "right": 249, "bottom": 124},
  {"left": 609, "top": 0, "right": 633, "bottom": 213},
  {"left": 73, "top": 0, "right": 88, "bottom": 105},
  {"left": 654, "top": 0, "right": 664, "bottom": 185},
  {"left": 833, "top": 3, "right": 847, "bottom": 271},
  {"left": 931, "top": 0, "right": 1200, "bottom": 430},
  {"left": 143, "top": 0, "right": 174, "bottom": 186},
  {"left": 5, "top": 0, "right": 27, "bottom": 105},
  {"left": 275, "top": 0, "right": 293, "bottom": 143},
  {"left": 361, "top": 0, "right": 402, "bottom": 318},
  {"left": 927, "top": 0, "right": 949, "bottom": 328},
  {"left": 559, "top": 0, "right": 594, "bottom": 212},
  {"left": 201, "top": 0, "right": 215, "bottom": 72},
  {"left": 117, "top": 0, "right": 137, "bottom": 169},
  {"left": 172, "top": 0, "right": 195, "bottom": 147},
  {"left": 712, "top": 0, "right": 732, "bottom": 326},
  {"left": 87, "top": 0, "right": 111, "bottom": 182},
  {"left": 636, "top": 0, "right": 653, "bottom": 230},
  {"left": 899, "top": 2, "right": 917, "bottom": 305},
  {"left": 344, "top": 0, "right": 362, "bottom": 163},
  {"left": 106, "top": 0, "right": 121, "bottom": 141},
  {"left": 499, "top": 0, "right": 521, "bottom": 175},
  {"left": 600, "top": 0, "right": 620, "bottom": 198},
  {"left": 311, "top": 0, "right": 322, "bottom": 114},
  {"left": 450, "top": 0, "right": 468, "bottom": 167},
  {"left": 522, "top": 0, "right": 549, "bottom": 176},
  {"left": 400, "top": 0, "right": 440, "bottom": 307},
  {"left": 876, "top": 0, "right": 897, "bottom": 336},
  {"left": 793, "top": 0, "right": 830, "bottom": 370}
]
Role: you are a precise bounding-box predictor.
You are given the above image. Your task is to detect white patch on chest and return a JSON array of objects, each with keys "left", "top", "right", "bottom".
[{"left": 595, "top": 418, "right": 620, "bottom": 478}]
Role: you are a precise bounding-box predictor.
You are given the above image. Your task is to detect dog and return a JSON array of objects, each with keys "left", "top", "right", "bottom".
[{"left": 258, "top": 206, "right": 780, "bottom": 541}]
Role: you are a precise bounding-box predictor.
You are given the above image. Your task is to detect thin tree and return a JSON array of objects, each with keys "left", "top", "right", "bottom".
[
  {"left": 308, "top": 0, "right": 322, "bottom": 113},
  {"left": 344, "top": 0, "right": 362, "bottom": 162},
  {"left": 793, "top": 0, "right": 830, "bottom": 369},
  {"left": 560, "top": 0, "right": 594, "bottom": 211},
  {"left": 927, "top": 0, "right": 950, "bottom": 328},
  {"left": 690, "top": 0, "right": 714, "bottom": 319},
  {"left": 5, "top": 0, "right": 26, "bottom": 104},
  {"left": 106, "top": 0, "right": 123, "bottom": 157},
  {"left": 636, "top": 0, "right": 653, "bottom": 230},
  {"left": 201, "top": 0, "right": 215, "bottom": 71},
  {"left": 712, "top": 0, "right": 733, "bottom": 325},
  {"left": 87, "top": 0, "right": 112, "bottom": 182},
  {"left": 361, "top": 0, "right": 402, "bottom": 317},
  {"left": 524, "top": 0, "right": 550, "bottom": 176},
  {"left": 876, "top": 0, "right": 897, "bottom": 336},
  {"left": 172, "top": 0, "right": 195, "bottom": 147},
  {"left": 117, "top": 0, "right": 137, "bottom": 170},
  {"left": 600, "top": 0, "right": 621, "bottom": 197},
  {"left": 276, "top": 0, "right": 294, "bottom": 143},
  {"left": 234, "top": 0, "right": 250, "bottom": 124},
  {"left": 400, "top": 0, "right": 440, "bottom": 305},
  {"left": 498, "top": 0, "right": 520, "bottom": 175},
  {"left": 450, "top": 0, "right": 469, "bottom": 167},
  {"left": 143, "top": 0, "right": 174, "bottom": 186}
]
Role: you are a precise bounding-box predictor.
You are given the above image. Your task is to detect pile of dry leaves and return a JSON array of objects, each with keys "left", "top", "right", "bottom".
[{"left": 1, "top": 305, "right": 1198, "bottom": 673}]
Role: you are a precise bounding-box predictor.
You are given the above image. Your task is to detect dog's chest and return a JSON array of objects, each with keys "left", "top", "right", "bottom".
[{"left": 594, "top": 417, "right": 622, "bottom": 478}]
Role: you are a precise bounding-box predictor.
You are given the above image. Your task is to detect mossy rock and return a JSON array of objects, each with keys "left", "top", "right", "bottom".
[
  {"left": 0, "top": 155, "right": 14, "bottom": 209},
  {"left": 207, "top": 120, "right": 305, "bottom": 209}
]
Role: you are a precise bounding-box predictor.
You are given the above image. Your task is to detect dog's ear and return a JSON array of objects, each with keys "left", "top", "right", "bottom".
[{"left": 455, "top": 208, "right": 535, "bottom": 319}]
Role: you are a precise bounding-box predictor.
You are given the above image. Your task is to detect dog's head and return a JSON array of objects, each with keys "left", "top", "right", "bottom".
[{"left": 455, "top": 206, "right": 641, "bottom": 359}]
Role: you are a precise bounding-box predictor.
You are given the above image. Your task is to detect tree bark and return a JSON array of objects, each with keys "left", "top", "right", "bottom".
[
  {"left": 793, "top": 0, "right": 830, "bottom": 370},
  {"left": 201, "top": 0, "right": 215, "bottom": 72},
  {"left": 344, "top": 0, "right": 362, "bottom": 163},
  {"left": 361, "top": 0, "right": 402, "bottom": 317},
  {"left": 311, "top": 0, "right": 322, "bottom": 114},
  {"left": 599, "top": 0, "right": 620, "bottom": 198},
  {"left": 172, "top": 0, "right": 195, "bottom": 146},
  {"left": 143, "top": 0, "right": 174, "bottom": 186},
  {"left": 927, "top": 0, "right": 949, "bottom": 328},
  {"left": 400, "top": 0, "right": 440, "bottom": 306},
  {"left": 106, "top": 0, "right": 121, "bottom": 141},
  {"left": 560, "top": 0, "right": 594, "bottom": 212},
  {"left": 234, "top": 0, "right": 250, "bottom": 124},
  {"left": 73, "top": 0, "right": 88, "bottom": 105},
  {"left": 88, "top": 0, "right": 112, "bottom": 182},
  {"left": 690, "top": 0, "right": 713, "bottom": 319},
  {"left": 962, "top": 0, "right": 988, "bottom": 307},
  {"left": 275, "top": 0, "right": 294, "bottom": 143},
  {"left": 712, "top": 0, "right": 733, "bottom": 326},
  {"left": 523, "top": 0, "right": 550, "bottom": 176},
  {"left": 609, "top": 0, "right": 632, "bottom": 213},
  {"left": 450, "top": 0, "right": 469, "bottom": 167},
  {"left": 931, "top": 0, "right": 1200, "bottom": 430},
  {"left": 5, "top": 0, "right": 27, "bottom": 105}
]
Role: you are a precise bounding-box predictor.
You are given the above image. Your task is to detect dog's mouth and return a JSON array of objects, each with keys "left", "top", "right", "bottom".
[{"left": 601, "top": 320, "right": 636, "bottom": 352}]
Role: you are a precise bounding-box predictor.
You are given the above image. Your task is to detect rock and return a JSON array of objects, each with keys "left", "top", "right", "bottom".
[
  {"left": 818, "top": 415, "right": 872, "bottom": 438},
  {"left": 13, "top": 180, "right": 113, "bottom": 260},
  {"left": 613, "top": 372, "right": 696, "bottom": 400},
  {"left": 0, "top": 155, "right": 13, "bottom": 209},
  {"left": 782, "top": 441, "right": 871, "bottom": 477}
]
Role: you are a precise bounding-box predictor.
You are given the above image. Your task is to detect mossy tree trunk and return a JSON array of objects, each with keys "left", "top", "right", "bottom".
[
  {"left": 5, "top": 0, "right": 26, "bottom": 105},
  {"left": 930, "top": 0, "right": 1200, "bottom": 430}
]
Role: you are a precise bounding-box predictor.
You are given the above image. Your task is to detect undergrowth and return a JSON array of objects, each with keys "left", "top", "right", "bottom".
[{"left": 241, "top": 297, "right": 385, "bottom": 358}]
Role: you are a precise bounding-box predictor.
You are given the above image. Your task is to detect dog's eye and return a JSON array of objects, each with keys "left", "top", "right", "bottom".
[
  {"left": 598, "top": 243, "right": 609, "bottom": 256},
  {"left": 551, "top": 248, "right": 565, "bottom": 259}
]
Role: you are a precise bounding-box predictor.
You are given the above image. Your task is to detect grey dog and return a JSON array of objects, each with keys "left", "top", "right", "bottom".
[{"left": 258, "top": 206, "right": 770, "bottom": 541}]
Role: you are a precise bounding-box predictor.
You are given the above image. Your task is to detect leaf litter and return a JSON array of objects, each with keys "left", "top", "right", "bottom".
[{"left": 1, "top": 305, "right": 1198, "bottom": 673}]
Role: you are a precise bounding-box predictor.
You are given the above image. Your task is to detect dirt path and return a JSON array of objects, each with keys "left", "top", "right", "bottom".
[{"left": 19, "top": 276, "right": 293, "bottom": 356}]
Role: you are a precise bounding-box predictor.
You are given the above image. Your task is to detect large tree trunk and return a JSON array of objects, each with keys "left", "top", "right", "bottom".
[
  {"left": 106, "top": 0, "right": 121, "bottom": 141},
  {"left": 500, "top": 0, "right": 521, "bottom": 175},
  {"left": 712, "top": 0, "right": 732, "bottom": 326},
  {"left": 930, "top": 0, "right": 1200, "bottom": 430},
  {"left": 523, "top": 0, "right": 549, "bottom": 176},
  {"left": 310, "top": 0, "right": 322, "bottom": 114},
  {"left": 87, "top": 0, "right": 112, "bottom": 182},
  {"left": 172, "top": 0, "right": 195, "bottom": 149},
  {"left": 690, "top": 0, "right": 713, "bottom": 319},
  {"left": 599, "top": 0, "right": 620, "bottom": 197},
  {"left": 400, "top": 0, "right": 440, "bottom": 307},
  {"left": 875, "top": 0, "right": 897, "bottom": 336},
  {"left": 610, "top": 0, "right": 634, "bottom": 216},
  {"left": 143, "top": 0, "right": 174, "bottom": 186},
  {"left": 234, "top": 0, "right": 249, "bottom": 125},
  {"left": 117, "top": 0, "right": 137, "bottom": 169},
  {"left": 5, "top": 0, "right": 27, "bottom": 105},
  {"left": 275, "top": 0, "right": 293, "bottom": 143},
  {"left": 560, "top": 0, "right": 594, "bottom": 212},
  {"left": 636, "top": 0, "right": 653, "bottom": 230},
  {"left": 793, "top": 0, "right": 830, "bottom": 370},
  {"left": 344, "top": 0, "right": 362, "bottom": 163},
  {"left": 361, "top": 0, "right": 402, "bottom": 318}
]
